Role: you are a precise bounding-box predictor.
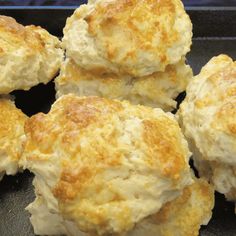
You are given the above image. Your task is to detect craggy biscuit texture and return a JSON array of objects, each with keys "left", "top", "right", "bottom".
[
  {"left": 63, "top": 0, "right": 192, "bottom": 76},
  {"left": 0, "top": 15, "right": 63, "bottom": 94},
  {"left": 21, "top": 94, "right": 193, "bottom": 235},
  {"left": 128, "top": 178, "right": 214, "bottom": 236},
  {"left": 26, "top": 178, "right": 214, "bottom": 236},
  {"left": 178, "top": 54, "right": 236, "bottom": 204},
  {"left": 0, "top": 98, "right": 27, "bottom": 180},
  {"left": 55, "top": 58, "right": 192, "bottom": 111}
]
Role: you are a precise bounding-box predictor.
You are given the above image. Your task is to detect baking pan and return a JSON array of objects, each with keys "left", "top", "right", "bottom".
[{"left": 0, "top": 6, "right": 236, "bottom": 236}]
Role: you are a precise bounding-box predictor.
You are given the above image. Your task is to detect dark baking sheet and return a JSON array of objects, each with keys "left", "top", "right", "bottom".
[{"left": 0, "top": 6, "right": 236, "bottom": 236}]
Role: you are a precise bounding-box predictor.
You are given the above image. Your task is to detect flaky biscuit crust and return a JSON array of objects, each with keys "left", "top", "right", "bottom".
[
  {"left": 21, "top": 95, "right": 192, "bottom": 235},
  {"left": 26, "top": 178, "right": 214, "bottom": 236},
  {"left": 0, "top": 15, "right": 63, "bottom": 93},
  {"left": 55, "top": 58, "right": 192, "bottom": 111},
  {"left": 129, "top": 178, "right": 214, "bottom": 236},
  {"left": 178, "top": 54, "right": 236, "bottom": 203},
  {"left": 63, "top": 0, "right": 192, "bottom": 76},
  {"left": 0, "top": 98, "right": 27, "bottom": 180}
]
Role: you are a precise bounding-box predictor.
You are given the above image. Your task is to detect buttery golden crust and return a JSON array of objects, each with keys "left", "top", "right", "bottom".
[
  {"left": 0, "top": 16, "right": 43, "bottom": 52},
  {"left": 21, "top": 95, "right": 193, "bottom": 235},
  {"left": 55, "top": 58, "right": 192, "bottom": 111},
  {"left": 0, "top": 98, "right": 27, "bottom": 180},
  {"left": 26, "top": 178, "right": 214, "bottom": 236},
  {"left": 0, "top": 15, "right": 63, "bottom": 94},
  {"left": 63, "top": 0, "right": 192, "bottom": 76},
  {"left": 129, "top": 178, "right": 214, "bottom": 236},
  {"left": 178, "top": 54, "right": 236, "bottom": 205}
]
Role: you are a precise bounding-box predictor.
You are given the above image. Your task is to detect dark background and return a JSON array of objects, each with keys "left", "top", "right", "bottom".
[{"left": 0, "top": 0, "right": 235, "bottom": 6}]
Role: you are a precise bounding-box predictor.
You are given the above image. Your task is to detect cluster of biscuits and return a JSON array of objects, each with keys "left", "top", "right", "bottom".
[
  {"left": 56, "top": 0, "right": 193, "bottom": 111},
  {"left": 0, "top": 1, "right": 235, "bottom": 236}
]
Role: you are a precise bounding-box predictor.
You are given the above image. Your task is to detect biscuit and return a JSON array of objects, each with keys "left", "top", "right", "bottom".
[
  {"left": 0, "top": 15, "right": 63, "bottom": 94},
  {"left": 129, "top": 178, "right": 214, "bottom": 236},
  {"left": 21, "top": 94, "right": 193, "bottom": 235},
  {"left": 55, "top": 58, "right": 192, "bottom": 111},
  {"left": 0, "top": 97, "right": 27, "bottom": 180},
  {"left": 63, "top": 0, "right": 192, "bottom": 76},
  {"left": 178, "top": 54, "right": 236, "bottom": 206},
  {"left": 26, "top": 178, "right": 214, "bottom": 236}
]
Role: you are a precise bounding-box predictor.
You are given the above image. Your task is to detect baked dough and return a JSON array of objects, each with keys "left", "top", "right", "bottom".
[
  {"left": 0, "top": 15, "right": 63, "bottom": 94},
  {"left": 26, "top": 178, "right": 214, "bottom": 236},
  {"left": 0, "top": 97, "right": 27, "bottom": 180},
  {"left": 55, "top": 58, "right": 192, "bottom": 111},
  {"left": 21, "top": 94, "right": 193, "bottom": 235},
  {"left": 178, "top": 54, "right": 236, "bottom": 206},
  {"left": 63, "top": 0, "right": 192, "bottom": 76},
  {"left": 128, "top": 178, "right": 214, "bottom": 236}
]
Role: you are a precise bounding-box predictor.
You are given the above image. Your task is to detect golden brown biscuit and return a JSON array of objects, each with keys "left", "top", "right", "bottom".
[
  {"left": 129, "top": 178, "right": 214, "bottom": 236},
  {"left": 26, "top": 178, "right": 214, "bottom": 236},
  {"left": 0, "top": 97, "right": 27, "bottom": 180},
  {"left": 63, "top": 0, "right": 192, "bottom": 76},
  {"left": 55, "top": 58, "right": 192, "bottom": 111},
  {"left": 21, "top": 94, "right": 193, "bottom": 235},
  {"left": 0, "top": 15, "right": 63, "bottom": 94},
  {"left": 178, "top": 54, "right": 236, "bottom": 207}
]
